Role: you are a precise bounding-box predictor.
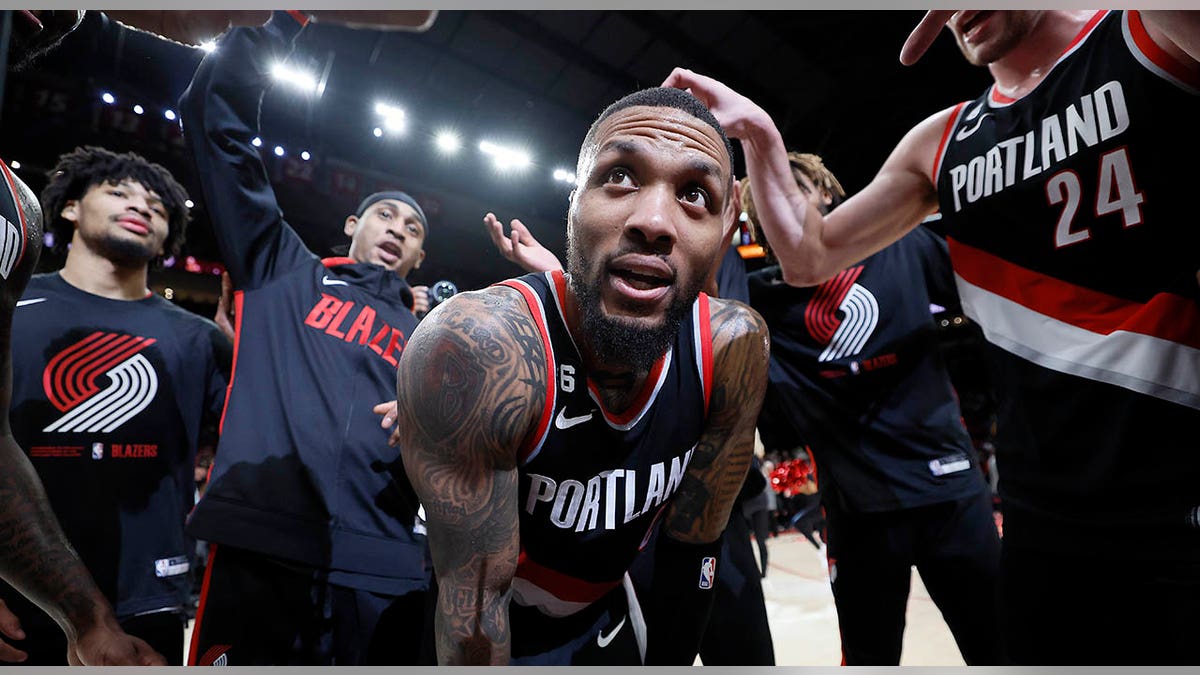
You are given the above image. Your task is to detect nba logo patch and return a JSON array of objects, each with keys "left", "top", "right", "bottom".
[
  {"left": 91, "top": 443, "right": 104, "bottom": 460},
  {"left": 698, "top": 556, "right": 716, "bottom": 589}
]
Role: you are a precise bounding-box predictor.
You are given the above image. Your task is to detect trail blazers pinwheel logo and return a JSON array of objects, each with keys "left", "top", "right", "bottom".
[
  {"left": 804, "top": 266, "right": 879, "bottom": 363},
  {"left": 42, "top": 332, "right": 159, "bottom": 433}
]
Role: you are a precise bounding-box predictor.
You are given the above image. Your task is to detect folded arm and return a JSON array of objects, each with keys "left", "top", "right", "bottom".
[{"left": 395, "top": 288, "right": 549, "bottom": 664}]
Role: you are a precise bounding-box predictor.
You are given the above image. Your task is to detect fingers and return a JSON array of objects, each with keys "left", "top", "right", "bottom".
[
  {"left": 411, "top": 286, "right": 430, "bottom": 316},
  {"left": 899, "top": 10, "right": 955, "bottom": 66},
  {"left": 483, "top": 213, "right": 515, "bottom": 259},
  {"left": 388, "top": 428, "right": 402, "bottom": 447},
  {"left": 373, "top": 400, "right": 398, "bottom": 429},
  {"left": 660, "top": 66, "right": 693, "bottom": 89},
  {"left": 509, "top": 218, "right": 537, "bottom": 246},
  {"left": 0, "top": 601, "right": 25, "bottom": 643},
  {"left": 0, "top": 641, "right": 27, "bottom": 663}
]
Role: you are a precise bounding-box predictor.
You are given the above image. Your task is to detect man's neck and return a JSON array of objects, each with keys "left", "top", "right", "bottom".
[
  {"left": 561, "top": 282, "right": 653, "bottom": 415},
  {"left": 989, "top": 10, "right": 1097, "bottom": 100},
  {"left": 59, "top": 247, "right": 150, "bottom": 301}
]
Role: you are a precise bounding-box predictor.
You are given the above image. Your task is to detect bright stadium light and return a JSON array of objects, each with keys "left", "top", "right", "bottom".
[
  {"left": 163, "top": 109, "right": 177, "bottom": 121},
  {"left": 199, "top": 40, "right": 218, "bottom": 53},
  {"left": 132, "top": 104, "right": 144, "bottom": 115},
  {"left": 9, "top": 161, "right": 20, "bottom": 170},
  {"left": 274, "top": 145, "right": 286, "bottom": 157},
  {"left": 101, "top": 92, "right": 115, "bottom": 104},
  {"left": 251, "top": 137, "right": 263, "bottom": 147},
  {"left": 374, "top": 102, "right": 407, "bottom": 134},
  {"left": 552, "top": 168, "right": 576, "bottom": 185},
  {"left": 435, "top": 130, "right": 462, "bottom": 155},
  {"left": 271, "top": 62, "right": 319, "bottom": 93},
  {"left": 185, "top": 199, "right": 195, "bottom": 208},
  {"left": 479, "top": 140, "right": 532, "bottom": 172},
  {"left": 300, "top": 151, "right": 311, "bottom": 161},
  {"left": 372, "top": 127, "right": 384, "bottom": 138}
]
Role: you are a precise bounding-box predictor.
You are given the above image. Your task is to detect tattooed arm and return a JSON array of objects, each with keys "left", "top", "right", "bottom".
[
  {"left": 644, "top": 296, "right": 770, "bottom": 665},
  {"left": 395, "top": 288, "right": 548, "bottom": 665}
]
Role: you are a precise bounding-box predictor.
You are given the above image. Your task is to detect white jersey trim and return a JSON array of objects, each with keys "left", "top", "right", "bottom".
[
  {"left": 505, "top": 278, "right": 556, "bottom": 465},
  {"left": 1121, "top": 11, "right": 1200, "bottom": 96},
  {"left": 987, "top": 10, "right": 1110, "bottom": 109},
  {"left": 955, "top": 272, "right": 1200, "bottom": 410},
  {"left": 510, "top": 577, "right": 592, "bottom": 618}
]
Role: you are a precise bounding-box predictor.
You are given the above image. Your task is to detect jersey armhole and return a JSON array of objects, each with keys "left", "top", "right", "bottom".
[
  {"left": 931, "top": 102, "right": 969, "bottom": 188},
  {"left": 495, "top": 280, "right": 556, "bottom": 464},
  {"left": 1122, "top": 11, "right": 1200, "bottom": 94}
]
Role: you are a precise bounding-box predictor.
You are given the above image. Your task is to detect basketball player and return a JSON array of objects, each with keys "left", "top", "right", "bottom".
[
  {"left": 0, "top": 160, "right": 163, "bottom": 665},
  {"left": 2, "top": 147, "right": 227, "bottom": 665},
  {"left": 742, "top": 154, "right": 1001, "bottom": 664},
  {"left": 178, "top": 11, "right": 437, "bottom": 665},
  {"left": 394, "top": 87, "right": 770, "bottom": 664},
  {"left": 664, "top": 9, "right": 1200, "bottom": 663}
]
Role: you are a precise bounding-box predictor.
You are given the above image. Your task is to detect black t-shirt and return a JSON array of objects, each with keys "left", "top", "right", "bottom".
[
  {"left": 749, "top": 227, "right": 984, "bottom": 513},
  {"left": 6, "top": 273, "right": 228, "bottom": 618}
]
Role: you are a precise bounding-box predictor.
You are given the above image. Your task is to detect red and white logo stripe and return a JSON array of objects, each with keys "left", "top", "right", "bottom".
[{"left": 42, "top": 332, "right": 160, "bottom": 433}]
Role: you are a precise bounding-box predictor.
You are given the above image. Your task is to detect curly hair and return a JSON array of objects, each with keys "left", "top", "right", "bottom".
[
  {"left": 740, "top": 152, "right": 846, "bottom": 261},
  {"left": 40, "top": 146, "right": 190, "bottom": 259}
]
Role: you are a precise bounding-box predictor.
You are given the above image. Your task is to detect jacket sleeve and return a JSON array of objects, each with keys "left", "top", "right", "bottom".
[{"left": 178, "top": 11, "right": 316, "bottom": 291}]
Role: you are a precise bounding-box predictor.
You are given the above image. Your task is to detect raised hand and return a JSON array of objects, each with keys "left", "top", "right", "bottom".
[
  {"left": 483, "top": 212, "right": 563, "bottom": 273},
  {"left": 660, "top": 68, "right": 771, "bottom": 140},
  {"left": 899, "top": 10, "right": 956, "bottom": 65}
]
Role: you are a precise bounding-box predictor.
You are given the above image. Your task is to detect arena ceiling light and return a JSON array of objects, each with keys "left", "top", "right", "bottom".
[
  {"left": 270, "top": 62, "right": 319, "bottom": 94},
  {"left": 372, "top": 127, "right": 384, "bottom": 138},
  {"left": 552, "top": 168, "right": 576, "bottom": 185},
  {"left": 100, "top": 92, "right": 115, "bottom": 104},
  {"left": 199, "top": 40, "right": 218, "bottom": 53},
  {"left": 251, "top": 137, "right": 263, "bottom": 147},
  {"left": 479, "top": 140, "right": 531, "bottom": 172},
  {"left": 133, "top": 104, "right": 144, "bottom": 115},
  {"left": 300, "top": 151, "right": 311, "bottom": 161},
  {"left": 435, "top": 130, "right": 462, "bottom": 155},
  {"left": 374, "top": 102, "right": 407, "bottom": 135},
  {"left": 274, "top": 145, "right": 286, "bottom": 157},
  {"left": 9, "top": 161, "right": 20, "bottom": 170},
  {"left": 163, "top": 109, "right": 177, "bottom": 121},
  {"left": 185, "top": 199, "right": 195, "bottom": 208}
]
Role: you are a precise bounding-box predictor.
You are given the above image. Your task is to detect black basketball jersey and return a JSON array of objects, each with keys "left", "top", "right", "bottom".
[
  {"left": 0, "top": 161, "right": 32, "bottom": 286},
  {"left": 933, "top": 10, "right": 1200, "bottom": 556},
  {"left": 496, "top": 270, "right": 713, "bottom": 620}
]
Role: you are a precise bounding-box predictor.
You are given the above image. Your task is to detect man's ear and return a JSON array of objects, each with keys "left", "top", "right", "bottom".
[
  {"left": 343, "top": 214, "right": 359, "bottom": 238},
  {"left": 61, "top": 199, "right": 80, "bottom": 224},
  {"left": 414, "top": 249, "right": 425, "bottom": 270}
]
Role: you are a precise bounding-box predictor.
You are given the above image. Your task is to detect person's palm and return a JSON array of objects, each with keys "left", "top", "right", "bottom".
[{"left": 484, "top": 213, "right": 563, "bottom": 273}]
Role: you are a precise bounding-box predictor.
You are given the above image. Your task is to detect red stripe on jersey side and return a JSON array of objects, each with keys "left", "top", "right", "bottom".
[
  {"left": 320, "top": 256, "right": 356, "bottom": 268},
  {"left": 1126, "top": 11, "right": 1200, "bottom": 91},
  {"left": 0, "top": 161, "right": 28, "bottom": 271},
  {"left": 515, "top": 551, "right": 621, "bottom": 604},
  {"left": 948, "top": 237, "right": 1200, "bottom": 348},
  {"left": 698, "top": 293, "right": 714, "bottom": 416},
  {"left": 187, "top": 544, "right": 219, "bottom": 666},
  {"left": 217, "top": 291, "right": 245, "bottom": 435},
  {"left": 932, "top": 101, "right": 969, "bottom": 185},
  {"left": 495, "top": 280, "right": 556, "bottom": 463}
]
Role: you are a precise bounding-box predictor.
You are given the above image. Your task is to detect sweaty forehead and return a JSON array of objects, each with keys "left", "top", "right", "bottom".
[{"left": 591, "top": 106, "right": 731, "bottom": 175}]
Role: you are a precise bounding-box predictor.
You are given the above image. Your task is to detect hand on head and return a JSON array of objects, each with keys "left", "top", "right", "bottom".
[
  {"left": 483, "top": 213, "right": 563, "bottom": 274},
  {"left": 659, "top": 68, "right": 768, "bottom": 140},
  {"left": 899, "top": 10, "right": 956, "bottom": 65}
]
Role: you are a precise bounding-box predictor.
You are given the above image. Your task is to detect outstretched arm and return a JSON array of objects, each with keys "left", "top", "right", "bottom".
[
  {"left": 395, "top": 288, "right": 548, "bottom": 664},
  {"left": 643, "top": 297, "right": 770, "bottom": 665},
  {"left": 663, "top": 68, "right": 944, "bottom": 286}
]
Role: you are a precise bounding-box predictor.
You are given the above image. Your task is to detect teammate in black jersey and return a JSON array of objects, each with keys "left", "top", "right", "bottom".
[
  {"left": 0, "top": 158, "right": 163, "bottom": 665},
  {"left": 394, "top": 87, "right": 769, "bottom": 665},
  {"left": 742, "top": 153, "right": 1001, "bottom": 665},
  {"left": 665, "top": 9, "right": 1200, "bottom": 664},
  {"left": 2, "top": 146, "right": 228, "bottom": 665}
]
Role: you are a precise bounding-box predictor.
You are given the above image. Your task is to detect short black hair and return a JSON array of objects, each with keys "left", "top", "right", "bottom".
[
  {"left": 579, "top": 87, "right": 735, "bottom": 183},
  {"left": 40, "top": 146, "right": 190, "bottom": 258}
]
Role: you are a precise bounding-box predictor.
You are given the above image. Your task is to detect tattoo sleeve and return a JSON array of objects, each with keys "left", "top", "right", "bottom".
[
  {"left": 396, "top": 288, "right": 548, "bottom": 665},
  {"left": 663, "top": 297, "right": 770, "bottom": 544}
]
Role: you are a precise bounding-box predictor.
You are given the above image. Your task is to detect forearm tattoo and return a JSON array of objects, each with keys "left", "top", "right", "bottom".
[
  {"left": 397, "top": 289, "right": 548, "bottom": 664},
  {"left": 665, "top": 298, "right": 770, "bottom": 543}
]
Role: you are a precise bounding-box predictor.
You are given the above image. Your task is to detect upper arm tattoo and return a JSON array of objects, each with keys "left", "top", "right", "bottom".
[
  {"left": 664, "top": 298, "right": 770, "bottom": 544},
  {"left": 396, "top": 288, "right": 548, "bottom": 664}
]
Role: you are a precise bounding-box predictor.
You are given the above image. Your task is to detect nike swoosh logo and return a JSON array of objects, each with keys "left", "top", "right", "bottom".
[
  {"left": 15, "top": 298, "right": 46, "bottom": 307},
  {"left": 955, "top": 111, "right": 993, "bottom": 141},
  {"left": 321, "top": 275, "right": 348, "bottom": 287},
  {"left": 596, "top": 616, "right": 626, "bottom": 648},
  {"left": 554, "top": 407, "right": 593, "bottom": 430}
]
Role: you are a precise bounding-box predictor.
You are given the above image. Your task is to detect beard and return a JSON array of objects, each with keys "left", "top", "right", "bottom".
[
  {"left": 92, "top": 232, "right": 159, "bottom": 267},
  {"left": 566, "top": 235, "right": 703, "bottom": 373}
]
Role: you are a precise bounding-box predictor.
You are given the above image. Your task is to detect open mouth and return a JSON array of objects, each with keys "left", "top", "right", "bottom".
[
  {"left": 959, "top": 10, "right": 994, "bottom": 41},
  {"left": 377, "top": 241, "right": 403, "bottom": 263},
  {"left": 607, "top": 255, "right": 674, "bottom": 303}
]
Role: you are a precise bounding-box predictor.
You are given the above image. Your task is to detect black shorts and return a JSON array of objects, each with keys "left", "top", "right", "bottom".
[
  {"left": 188, "top": 544, "right": 433, "bottom": 665},
  {"left": 509, "top": 576, "right": 645, "bottom": 665}
]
